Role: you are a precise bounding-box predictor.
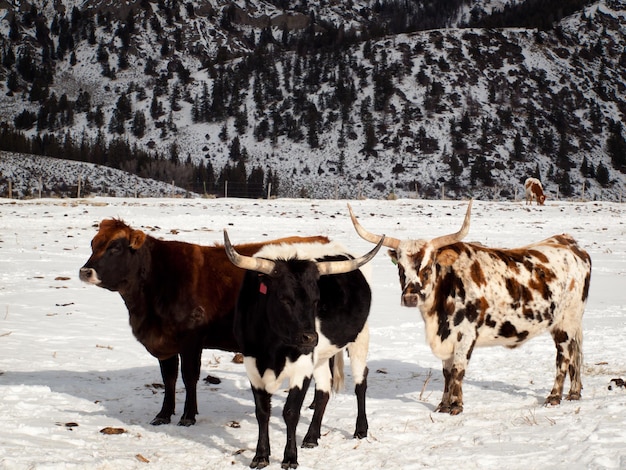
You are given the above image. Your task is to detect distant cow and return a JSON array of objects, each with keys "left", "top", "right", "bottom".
[
  {"left": 525, "top": 177, "right": 546, "bottom": 205},
  {"left": 225, "top": 231, "right": 382, "bottom": 468},
  {"left": 79, "top": 218, "right": 328, "bottom": 426},
  {"left": 348, "top": 201, "right": 591, "bottom": 414}
]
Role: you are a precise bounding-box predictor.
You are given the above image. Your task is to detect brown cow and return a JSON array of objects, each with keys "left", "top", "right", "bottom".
[
  {"left": 79, "top": 218, "right": 328, "bottom": 426},
  {"left": 525, "top": 177, "right": 546, "bottom": 205}
]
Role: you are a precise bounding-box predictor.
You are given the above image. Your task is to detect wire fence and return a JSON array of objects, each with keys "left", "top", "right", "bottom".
[{"left": 1, "top": 177, "right": 624, "bottom": 203}]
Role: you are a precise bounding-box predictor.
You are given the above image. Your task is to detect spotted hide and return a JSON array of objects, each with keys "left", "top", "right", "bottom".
[{"left": 348, "top": 201, "right": 592, "bottom": 415}]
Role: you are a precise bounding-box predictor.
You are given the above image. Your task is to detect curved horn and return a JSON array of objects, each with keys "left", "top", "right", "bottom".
[
  {"left": 316, "top": 236, "right": 385, "bottom": 276},
  {"left": 223, "top": 230, "right": 277, "bottom": 275},
  {"left": 430, "top": 200, "right": 472, "bottom": 250},
  {"left": 347, "top": 204, "right": 400, "bottom": 250}
]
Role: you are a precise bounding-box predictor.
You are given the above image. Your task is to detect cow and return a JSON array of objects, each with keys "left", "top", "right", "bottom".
[
  {"left": 525, "top": 177, "right": 546, "bottom": 205},
  {"left": 348, "top": 201, "right": 591, "bottom": 415},
  {"left": 224, "top": 230, "right": 383, "bottom": 469},
  {"left": 79, "top": 218, "right": 329, "bottom": 426}
]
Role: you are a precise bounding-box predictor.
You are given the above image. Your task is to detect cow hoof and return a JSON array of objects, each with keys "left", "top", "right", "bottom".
[
  {"left": 353, "top": 430, "right": 368, "bottom": 439},
  {"left": 449, "top": 406, "right": 463, "bottom": 415},
  {"left": 177, "top": 418, "right": 196, "bottom": 427},
  {"left": 301, "top": 438, "right": 318, "bottom": 448},
  {"left": 280, "top": 460, "right": 298, "bottom": 469},
  {"left": 150, "top": 416, "right": 171, "bottom": 426},
  {"left": 567, "top": 391, "right": 581, "bottom": 401},
  {"left": 544, "top": 395, "right": 561, "bottom": 406},
  {"left": 436, "top": 404, "right": 450, "bottom": 414},
  {"left": 250, "top": 456, "right": 270, "bottom": 469}
]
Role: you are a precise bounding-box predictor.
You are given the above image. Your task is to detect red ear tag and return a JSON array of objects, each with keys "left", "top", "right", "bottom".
[{"left": 259, "top": 282, "right": 267, "bottom": 295}]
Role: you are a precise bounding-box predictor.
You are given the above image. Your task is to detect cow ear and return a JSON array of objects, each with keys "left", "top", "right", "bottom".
[
  {"left": 436, "top": 249, "right": 458, "bottom": 267},
  {"left": 129, "top": 230, "right": 146, "bottom": 250},
  {"left": 387, "top": 249, "right": 398, "bottom": 265}
]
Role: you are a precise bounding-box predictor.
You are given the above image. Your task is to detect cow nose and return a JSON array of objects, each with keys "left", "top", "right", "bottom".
[
  {"left": 401, "top": 294, "right": 419, "bottom": 307},
  {"left": 402, "top": 283, "right": 420, "bottom": 307},
  {"left": 79, "top": 267, "right": 96, "bottom": 282},
  {"left": 301, "top": 332, "right": 318, "bottom": 347}
]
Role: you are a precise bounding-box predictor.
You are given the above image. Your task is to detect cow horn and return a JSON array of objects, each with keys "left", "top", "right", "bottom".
[
  {"left": 316, "top": 236, "right": 385, "bottom": 276},
  {"left": 223, "top": 230, "right": 277, "bottom": 275},
  {"left": 430, "top": 200, "right": 472, "bottom": 250},
  {"left": 347, "top": 204, "right": 401, "bottom": 250}
]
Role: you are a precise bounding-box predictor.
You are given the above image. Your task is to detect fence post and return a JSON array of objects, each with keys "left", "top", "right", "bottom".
[
  {"left": 267, "top": 182, "right": 272, "bottom": 199},
  {"left": 225, "top": 181, "right": 228, "bottom": 198},
  {"left": 8, "top": 180, "right": 12, "bottom": 199},
  {"left": 77, "top": 176, "right": 82, "bottom": 198},
  {"left": 441, "top": 184, "right": 445, "bottom": 200},
  {"left": 39, "top": 176, "right": 42, "bottom": 199}
]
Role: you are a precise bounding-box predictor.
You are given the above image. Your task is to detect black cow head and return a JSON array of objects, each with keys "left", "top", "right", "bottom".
[
  {"left": 79, "top": 219, "right": 148, "bottom": 292},
  {"left": 224, "top": 230, "right": 383, "bottom": 354}
]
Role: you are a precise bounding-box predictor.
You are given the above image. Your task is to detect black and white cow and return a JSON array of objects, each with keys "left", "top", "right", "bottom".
[
  {"left": 348, "top": 201, "right": 592, "bottom": 415},
  {"left": 224, "top": 231, "right": 383, "bottom": 469}
]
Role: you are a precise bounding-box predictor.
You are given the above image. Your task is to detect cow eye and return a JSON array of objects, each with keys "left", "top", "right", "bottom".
[{"left": 108, "top": 241, "right": 123, "bottom": 255}]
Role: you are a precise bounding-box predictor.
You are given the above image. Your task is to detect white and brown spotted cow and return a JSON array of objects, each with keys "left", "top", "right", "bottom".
[
  {"left": 525, "top": 177, "right": 546, "bottom": 205},
  {"left": 348, "top": 201, "right": 591, "bottom": 415}
]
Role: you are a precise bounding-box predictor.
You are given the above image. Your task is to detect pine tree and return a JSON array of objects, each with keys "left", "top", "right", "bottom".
[
  {"left": 131, "top": 111, "right": 146, "bottom": 137},
  {"left": 607, "top": 121, "right": 626, "bottom": 173},
  {"left": 596, "top": 162, "right": 610, "bottom": 187}
]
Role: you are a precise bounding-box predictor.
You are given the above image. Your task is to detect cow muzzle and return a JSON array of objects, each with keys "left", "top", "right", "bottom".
[
  {"left": 79, "top": 267, "right": 101, "bottom": 285},
  {"left": 296, "top": 332, "right": 318, "bottom": 353},
  {"left": 401, "top": 294, "right": 419, "bottom": 307},
  {"left": 401, "top": 283, "right": 420, "bottom": 307}
]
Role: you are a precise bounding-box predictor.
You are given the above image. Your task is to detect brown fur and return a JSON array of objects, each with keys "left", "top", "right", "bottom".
[{"left": 81, "top": 218, "right": 329, "bottom": 425}]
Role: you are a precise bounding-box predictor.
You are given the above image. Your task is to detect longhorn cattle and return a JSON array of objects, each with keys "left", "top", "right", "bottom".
[
  {"left": 224, "top": 231, "right": 382, "bottom": 469},
  {"left": 79, "top": 218, "right": 329, "bottom": 426},
  {"left": 525, "top": 177, "right": 546, "bottom": 205},
  {"left": 348, "top": 201, "right": 591, "bottom": 415}
]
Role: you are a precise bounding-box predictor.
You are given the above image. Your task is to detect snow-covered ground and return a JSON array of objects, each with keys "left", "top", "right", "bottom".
[{"left": 1, "top": 196, "right": 625, "bottom": 469}]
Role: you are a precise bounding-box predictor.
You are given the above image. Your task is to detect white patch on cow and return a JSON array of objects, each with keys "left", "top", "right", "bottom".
[
  {"left": 254, "top": 240, "right": 373, "bottom": 280},
  {"left": 244, "top": 354, "right": 314, "bottom": 394},
  {"left": 255, "top": 241, "right": 347, "bottom": 261},
  {"left": 312, "top": 319, "right": 341, "bottom": 393},
  {"left": 397, "top": 239, "right": 428, "bottom": 282},
  {"left": 347, "top": 322, "right": 369, "bottom": 385}
]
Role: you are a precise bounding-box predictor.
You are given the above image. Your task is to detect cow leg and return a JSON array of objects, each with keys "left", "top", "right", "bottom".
[
  {"left": 354, "top": 366, "right": 369, "bottom": 438},
  {"left": 436, "top": 358, "right": 453, "bottom": 414},
  {"left": 282, "top": 377, "right": 312, "bottom": 469},
  {"left": 566, "top": 327, "right": 583, "bottom": 401},
  {"left": 436, "top": 337, "right": 474, "bottom": 415},
  {"left": 546, "top": 327, "right": 583, "bottom": 406},
  {"left": 151, "top": 355, "right": 179, "bottom": 425},
  {"left": 178, "top": 346, "right": 202, "bottom": 426},
  {"left": 436, "top": 358, "right": 466, "bottom": 415},
  {"left": 348, "top": 325, "right": 370, "bottom": 438},
  {"left": 308, "top": 356, "right": 334, "bottom": 410},
  {"left": 251, "top": 387, "right": 272, "bottom": 469},
  {"left": 303, "top": 362, "right": 331, "bottom": 448}
]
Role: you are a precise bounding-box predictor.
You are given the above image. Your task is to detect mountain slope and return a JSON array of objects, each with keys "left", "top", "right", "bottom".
[{"left": 0, "top": 0, "right": 625, "bottom": 200}]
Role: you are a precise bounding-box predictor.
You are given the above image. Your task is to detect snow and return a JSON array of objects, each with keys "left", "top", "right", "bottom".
[{"left": 1, "top": 196, "right": 625, "bottom": 469}]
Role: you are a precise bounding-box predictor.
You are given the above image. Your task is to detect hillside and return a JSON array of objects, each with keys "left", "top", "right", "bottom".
[
  {"left": 0, "top": 151, "right": 195, "bottom": 198},
  {"left": 1, "top": 0, "right": 625, "bottom": 201}
]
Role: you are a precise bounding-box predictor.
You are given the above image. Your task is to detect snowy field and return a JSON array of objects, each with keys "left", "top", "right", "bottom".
[{"left": 1, "top": 197, "right": 625, "bottom": 469}]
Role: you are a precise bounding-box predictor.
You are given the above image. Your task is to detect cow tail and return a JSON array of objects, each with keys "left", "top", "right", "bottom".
[{"left": 332, "top": 351, "right": 346, "bottom": 394}]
